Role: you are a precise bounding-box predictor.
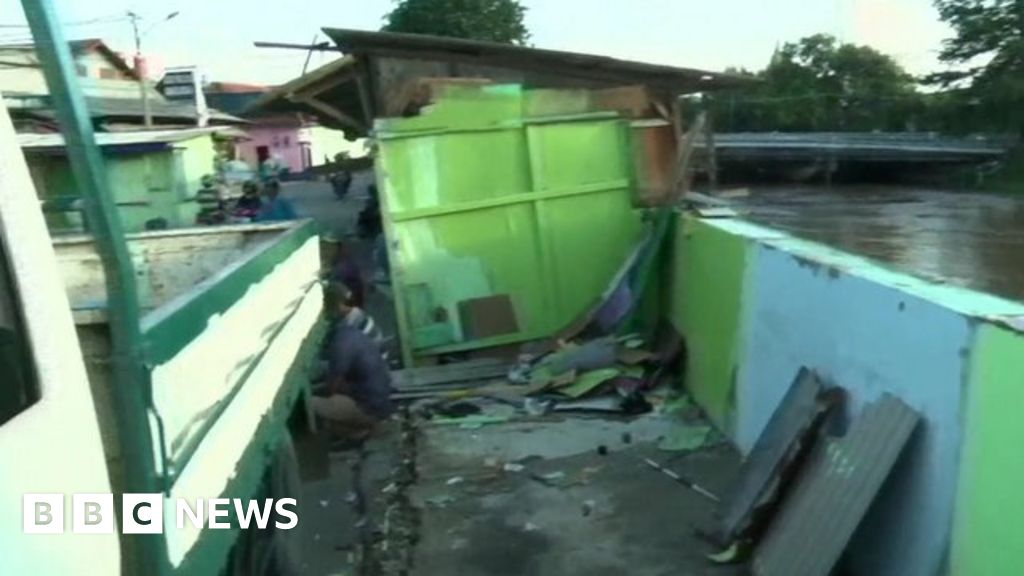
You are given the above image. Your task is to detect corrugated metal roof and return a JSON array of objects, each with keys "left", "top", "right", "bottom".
[
  {"left": 18, "top": 126, "right": 236, "bottom": 149},
  {"left": 753, "top": 393, "right": 920, "bottom": 576}
]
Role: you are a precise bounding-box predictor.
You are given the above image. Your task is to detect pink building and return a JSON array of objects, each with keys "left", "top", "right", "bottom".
[{"left": 205, "top": 83, "right": 356, "bottom": 174}]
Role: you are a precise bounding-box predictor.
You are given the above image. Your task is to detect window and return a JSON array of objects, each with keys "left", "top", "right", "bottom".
[{"left": 0, "top": 239, "right": 39, "bottom": 426}]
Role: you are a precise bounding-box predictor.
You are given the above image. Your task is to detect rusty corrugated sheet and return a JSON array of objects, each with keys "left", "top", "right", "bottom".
[{"left": 753, "top": 393, "right": 920, "bottom": 576}]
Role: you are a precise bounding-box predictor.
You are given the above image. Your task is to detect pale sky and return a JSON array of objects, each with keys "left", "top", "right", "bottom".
[{"left": 0, "top": 0, "right": 954, "bottom": 85}]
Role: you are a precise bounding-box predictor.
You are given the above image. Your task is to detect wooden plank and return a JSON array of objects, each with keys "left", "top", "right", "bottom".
[{"left": 391, "top": 358, "right": 512, "bottom": 389}]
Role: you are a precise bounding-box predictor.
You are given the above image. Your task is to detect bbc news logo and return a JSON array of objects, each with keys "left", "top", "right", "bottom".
[{"left": 23, "top": 494, "right": 298, "bottom": 534}]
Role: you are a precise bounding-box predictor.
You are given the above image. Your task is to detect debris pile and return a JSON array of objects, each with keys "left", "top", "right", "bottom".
[{"left": 703, "top": 368, "right": 921, "bottom": 576}]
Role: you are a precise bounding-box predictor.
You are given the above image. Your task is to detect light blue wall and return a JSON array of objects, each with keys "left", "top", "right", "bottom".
[{"left": 736, "top": 242, "right": 971, "bottom": 576}]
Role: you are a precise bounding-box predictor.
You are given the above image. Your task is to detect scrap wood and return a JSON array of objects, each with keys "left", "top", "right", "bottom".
[
  {"left": 617, "top": 347, "right": 656, "bottom": 365},
  {"left": 558, "top": 368, "right": 621, "bottom": 398},
  {"left": 391, "top": 358, "right": 512, "bottom": 389},
  {"left": 752, "top": 393, "right": 920, "bottom": 576},
  {"left": 713, "top": 368, "right": 837, "bottom": 547}
]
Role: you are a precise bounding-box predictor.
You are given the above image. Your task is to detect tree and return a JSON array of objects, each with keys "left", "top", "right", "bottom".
[
  {"left": 715, "top": 35, "right": 921, "bottom": 132},
  {"left": 931, "top": 0, "right": 1024, "bottom": 132},
  {"left": 383, "top": 0, "right": 530, "bottom": 45}
]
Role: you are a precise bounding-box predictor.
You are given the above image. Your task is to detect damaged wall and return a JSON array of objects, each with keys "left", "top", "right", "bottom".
[
  {"left": 666, "top": 216, "right": 751, "bottom": 433},
  {"left": 951, "top": 322, "right": 1024, "bottom": 576},
  {"left": 670, "top": 213, "right": 1024, "bottom": 576},
  {"left": 376, "top": 83, "right": 644, "bottom": 363}
]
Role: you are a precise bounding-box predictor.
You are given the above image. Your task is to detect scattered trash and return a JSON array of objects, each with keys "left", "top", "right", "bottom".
[
  {"left": 425, "top": 495, "right": 456, "bottom": 508},
  {"left": 524, "top": 522, "right": 540, "bottom": 532},
  {"left": 658, "top": 424, "right": 712, "bottom": 452},
  {"left": 431, "top": 415, "right": 510, "bottom": 429},
  {"left": 446, "top": 476, "right": 464, "bottom": 486},
  {"left": 621, "top": 432, "right": 633, "bottom": 444},
  {"left": 617, "top": 347, "right": 656, "bottom": 365},
  {"left": 581, "top": 500, "right": 596, "bottom": 517},
  {"left": 524, "top": 397, "right": 555, "bottom": 415},
  {"left": 503, "top": 463, "right": 525, "bottom": 473},
  {"left": 707, "top": 542, "right": 742, "bottom": 564},
  {"left": 643, "top": 457, "right": 719, "bottom": 502},
  {"left": 558, "top": 368, "right": 621, "bottom": 398},
  {"left": 319, "top": 499, "right": 330, "bottom": 508},
  {"left": 540, "top": 471, "right": 566, "bottom": 482},
  {"left": 434, "top": 401, "right": 483, "bottom": 418},
  {"left": 552, "top": 395, "right": 624, "bottom": 414},
  {"left": 483, "top": 457, "right": 499, "bottom": 468},
  {"left": 544, "top": 337, "right": 618, "bottom": 375},
  {"left": 381, "top": 482, "right": 398, "bottom": 494}
]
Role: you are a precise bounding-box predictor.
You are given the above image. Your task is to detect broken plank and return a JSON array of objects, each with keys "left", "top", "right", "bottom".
[
  {"left": 713, "top": 367, "right": 832, "bottom": 545},
  {"left": 752, "top": 393, "right": 920, "bottom": 576},
  {"left": 391, "top": 358, "right": 512, "bottom": 389}
]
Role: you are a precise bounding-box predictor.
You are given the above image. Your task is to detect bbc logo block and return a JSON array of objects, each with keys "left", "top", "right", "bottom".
[{"left": 23, "top": 493, "right": 299, "bottom": 534}]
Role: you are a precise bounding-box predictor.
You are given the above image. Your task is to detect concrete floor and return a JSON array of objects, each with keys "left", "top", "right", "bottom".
[
  {"left": 283, "top": 177, "right": 744, "bottom": 575},
  {"left": 412, "top": 413, "right": 742, "bottom": 576}
]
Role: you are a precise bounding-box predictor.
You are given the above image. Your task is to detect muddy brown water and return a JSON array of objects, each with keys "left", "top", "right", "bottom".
[{"left": 724, "top": 185, "right": 1024, "bottom": 304}]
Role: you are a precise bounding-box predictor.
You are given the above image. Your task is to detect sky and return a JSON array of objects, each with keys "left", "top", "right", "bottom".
[{"left": 0, "top": 0, "right": 955, "bottom": 86}]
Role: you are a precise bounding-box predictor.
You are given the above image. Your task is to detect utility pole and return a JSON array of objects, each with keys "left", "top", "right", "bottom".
[
  {"left": 126, "top": 11, "right": 150, "bottom": 127},
  {"left": 126, "top": 10, "right": 178, "bottom": 128}
]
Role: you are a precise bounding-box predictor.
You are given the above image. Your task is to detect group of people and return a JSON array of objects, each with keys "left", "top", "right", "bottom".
[{"left": 195, "top": 176, "right": 298, "bottom": 225}]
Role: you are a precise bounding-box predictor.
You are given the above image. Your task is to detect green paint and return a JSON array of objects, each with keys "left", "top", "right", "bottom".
[
  {"left": 376, "top": 84, "right": 524, "bottom": 135},
  {"left": 142, "top": 221, "right": 317, "bottom": 366},
  {"left": 378, "top": 87, "right": 643, "bottom": 361},
  {"left": 951, "top": 323, "right": 1024, "bottom": 576},
  {"left": 559, "top": 368, "right": 621, "bottom": 398},
  {"left": 667, "top": 214, "right": 749, "bottom": 432},
  {"left": 24, "top": 133, "right": 217, "bottom": 233}
]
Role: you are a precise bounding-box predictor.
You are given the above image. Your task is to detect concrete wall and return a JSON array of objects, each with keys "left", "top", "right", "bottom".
[{"left": 669, "top": 213, "right": 1024, "bottom": 576}]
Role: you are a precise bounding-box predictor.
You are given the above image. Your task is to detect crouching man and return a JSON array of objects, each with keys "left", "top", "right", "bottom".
[{"left": 311, "top": 281, "right": 394, "bottom": 446}]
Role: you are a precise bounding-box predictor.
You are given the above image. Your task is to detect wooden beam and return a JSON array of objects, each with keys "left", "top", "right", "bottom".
[{"left": 289, "top": 93, "right": 365, "bottom": 133}]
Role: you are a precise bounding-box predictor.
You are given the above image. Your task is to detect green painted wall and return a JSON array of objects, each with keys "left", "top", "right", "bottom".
[
  {"left": 950, "top": 322, "right": 1024, "bottom": 575},
  {"left": 27, "top": 134, "right": 216, "bottom": 233},
  {"left": 667, "top": 214, "right": 749, "bottom": 432},
  {"left": 377, "top": 85, "right": 644, "bottom": 362}
]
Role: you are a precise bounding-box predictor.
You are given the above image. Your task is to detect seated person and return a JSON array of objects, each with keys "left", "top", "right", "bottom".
[
  {"left": 256, "top": 179, "right": 297, "bottom": 222},
  {"left": 310, "top": 282, "right": 394, "bottom": 445},
  {"left": 234, "top": 180, "right": 262, "bottom": 219}
]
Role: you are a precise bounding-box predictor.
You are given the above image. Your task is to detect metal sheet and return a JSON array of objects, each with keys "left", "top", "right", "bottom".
[
  {"left": 714, "top": 367, "right": 828, "bottom": 544},
  {"left": 753, "top": 393, "right": 920, "bottom": 576}
]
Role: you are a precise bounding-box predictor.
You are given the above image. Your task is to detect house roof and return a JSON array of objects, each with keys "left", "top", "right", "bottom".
[
  {"left": 0, "top": 38, "right": 137, "bottom": 79},
  {"left": 249, "top": 29, "right": 755, "bottom": 137},
  {"left": 322, "top": 28, "right": 753, "bottom": 93},
  {"left": 18, "top": 126, "right": 242, "bottom": 151},
  {"left": 5, "top": 93, "right": 246, "bottom": 125},
  {"left": 205, "top": 81, "right": 268, "bottom": 93}
]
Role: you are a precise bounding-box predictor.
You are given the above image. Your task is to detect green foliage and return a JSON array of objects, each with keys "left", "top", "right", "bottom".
[
  {"left": 714, "top": 34, "right": 922, "bottom": 132},
  {"left": 383, "top": 0, "right": 530, "bottom": 44},
  {"left": 931, "top": 0, "right": 1024, "bottom": 133}
]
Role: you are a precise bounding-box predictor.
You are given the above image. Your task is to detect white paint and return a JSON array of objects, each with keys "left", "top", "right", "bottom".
[
  {"left": 150, "top": 237, "right": 319, "bottom": 470},
  {"left": 163, "top": 280, "right": 322, "bottom": 566},
  {"left": 0, "top": 100, "right": 120, "bottom": 572}
]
